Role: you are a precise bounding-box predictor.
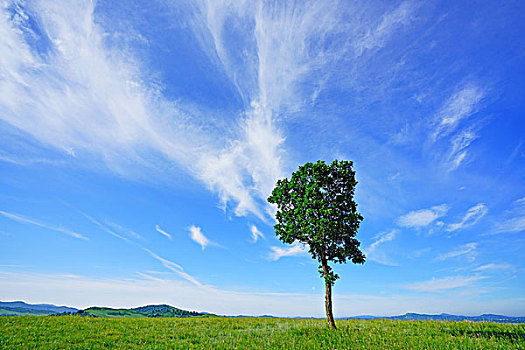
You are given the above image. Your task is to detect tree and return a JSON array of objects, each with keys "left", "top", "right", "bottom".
[{"left": 267, "top": 160, "right": 365, "bottom": 329}]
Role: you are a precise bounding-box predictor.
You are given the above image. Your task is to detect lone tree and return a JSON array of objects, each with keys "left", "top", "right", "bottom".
[{"left": 267, "top": 160, "right": 365, "bottom": 329}]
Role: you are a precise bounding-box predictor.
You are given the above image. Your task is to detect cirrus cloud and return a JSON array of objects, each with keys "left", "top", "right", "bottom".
[
  {"left": 446, "top": 203, "right": 488, "bottom": 232},
  {"left": 397, "top": 204, "right": 448, "bottom": 228},
  {"left": 268, "top": 242, "right": 308, "bottom": 261}
]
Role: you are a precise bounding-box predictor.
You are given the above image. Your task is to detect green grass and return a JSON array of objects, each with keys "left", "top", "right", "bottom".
[{"left": 1, "top": 316, "right": 523, "bottom": 349}]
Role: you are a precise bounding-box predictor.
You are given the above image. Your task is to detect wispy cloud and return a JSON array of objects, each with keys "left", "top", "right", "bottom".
[
  {"left": 493, "top": 216, "right": 525, "bottom": 234},
  {"left": 141, "top": 248, "right": 183, "bottom": 271},
  {"left": 474, "top": 263, "right": 514, "bottom": 272},
  {"left": 505, "top": 140, "right": 523, "bottom": 165},
  {"left": 365, "top": 230, "right": 398, "bottom": 266},
  {"left": 410, "top": 247, "right": 431, "bottom": 259},
  {"left": 0, "top": 0, "right": 280, "bottom": 221},
  {"left": 448, "top": 150, "right": 467, "bottom": 171},
  {"left": 250, "top": 225, "right": 264, "bottom": 243},
  {"left": 0, "top": 0, "right": 425, "bottom": 223},
  {"left": 447, "top": 203, "right": 488, "bottom": 232},
  {"left": 446, "top": 129, "right": 479, "bottom": 171},
  {"left": 354, "top": 1, "right": 417, "bottom": 55},
  {"left": 194, "top": 0, "right": 348, "bottom": 219},
  {"left": 429, "top": 83, "right": 487, "bottom": 171},
  {"left": 268, "top": 242, "right": 308, "bottom": 261},
  {"left": 105, "top": 220, "right": 141, "bottom": 240},
  {"left": 0, "top": 210, "right": 87, "bottom": 240},
  {"left": 155, "top": 225, "right": 172, "bottom": 240},
  {"left": 436, "top": 243, "right": 478, "bottom": 262},
  {"left": 404, "top": 275, "right": 484, "bottom": 292},
  {"left": 80, "top": 212, "right": 131, "bottom": 244},
  {"left": 0, "top": 0, "right": 167, "bottom": 164},
  {"left": 141, "top": 248, "right": 201, "bottom": 287},
  {"left": 79, "top": 211, "right": 201, "bottom": 286},
  {"left": 491, "top": 197, "right": 525, "bottom": 235},
  {"left": 0, "top": 152, "right": 64, "bottom": 167},
  {"left": 432, "top": 84, "right": 485, "bottom": 141},
  {"left": 397, "top": 204, "right": 448, "bottom": 228},
  {"left": 188, "top": 225, "right": 213, "bottom": 250}
]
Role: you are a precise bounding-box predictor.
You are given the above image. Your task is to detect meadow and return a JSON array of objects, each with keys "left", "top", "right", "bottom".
[{"left": 1, "top": 316, "right": 524, "bottom": 349}]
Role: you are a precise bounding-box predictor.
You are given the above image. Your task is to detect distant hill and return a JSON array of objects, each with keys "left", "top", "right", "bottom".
[
  {"left": 0, "top": 306, "right": 57, "bottom": 316},
  {"left": 76, "top": 307, "right": 147, "bottom": 318},
  {"left": 2, "top": 301, "right": 523, "bottom": 323},
  {"left": 345, "top": 313, "right": 525, "bottom": 323},
  {"left": 0, "top": 301, "right": 78, "bottom": 316},
  {"left": 131, "top": 304, "right": 212, "bottom": 318},
  {"left": 0, "top": 302, "right": 211, "bottom": 318},
  {"left": 76, "top": 304, "right": 215, "bottom": 318}
]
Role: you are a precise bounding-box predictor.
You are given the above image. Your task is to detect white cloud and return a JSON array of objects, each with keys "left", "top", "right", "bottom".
[
  {"left": 80, "top": 212, "right": 131, "bottom": 244},
  {"left": 0, "top": 1, "right": 425, "bottom": 223},
  {"left": 155, "top": 225, "right": 172, "bottom": 240},
  {"left": 432, "top": 84, "right": 485, "bottom": 140},
  {"left": 474, "top": 263, "right": 513, "bottom": 272},
  {"left": 355, "top": 1, "right": 417, "bottom": 55},
  {"left": 388, "top": 172, "right": 401, "bottom": 181},
  {"left": 448, "top": 151, "right": 468, "bottom": 171},
  {"left": 190, "top": 0, "right": 341, "bottom": 219},
  {"left": 491, "top": 197, "right": 525, "bottom": 234},
  {"left": 429, "top": 84, "right": 486, "bottom": 171},
  {"left": 404, "top": 275, "right": 484, "bottom": 292},
  {"left": 79, "top": 212, "right": 201, "bottom": 286},
  {"left": 493, "top": 216, "right": 525, "bottom": 234},
  {"left": 268, "top": 242, "right": 308, "bottom": 261},
  {"left": 397, "top": 204, "right": 448, "bottom": 227},
  {"left": 365, "top": 230, "right": 398, "bottom": 266},
  {"left": 446, "top": 129, "right": 479, "bottom": 171},
  {"left": 447, "top": 203, "right": 488, "bottom": 232},
  {"left": 436, "top": 243, "right": 478, "bottom": 262},
  {"left": 105, "top": 221, "right": 141, "bottom": 240},
  {"left": 0, "top": 1, "right": 163, "bottom": 161},
  {"left": 0, "top": 210, "right": 87, "bottom": 240},
  {"left": 250, "top": 225, "right": 264, "bottom": 243},
  {"left": 505, "top": 140, "right": 523, "bottom": 165},
  {"left": 141, "top": 248, "right": 201, "bottom": 287},
  {"left": 189, "top": 0, "right": 422, "bottom": 219},
  {"left": 0, "top": 0, "right": 282, "bottom": 221},
  {"left": 188, "top": 225, "right": 212, "bottom": 250}
]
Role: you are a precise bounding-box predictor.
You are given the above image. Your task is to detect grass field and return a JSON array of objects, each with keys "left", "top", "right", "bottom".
[{"left": 1, "top": 316, "right": 523, "bottom": 349}]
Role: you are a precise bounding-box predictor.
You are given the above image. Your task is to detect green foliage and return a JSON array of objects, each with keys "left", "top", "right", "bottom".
[
  {"left": 76, "top": 307, "right": 147, "bottom": 318},
  {"left": 267, "top": 160, "right": 365, "bottom": 285},
  {"left": 131, "top": 305, "right": 214, "bottom": 318},
  {"left": 1, "top": 316, "right": 524, "bottom": 349}
]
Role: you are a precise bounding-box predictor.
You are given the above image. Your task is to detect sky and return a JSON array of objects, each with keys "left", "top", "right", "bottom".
[{"left": 0, "top": 0, "right": 524, "bottom": 317}]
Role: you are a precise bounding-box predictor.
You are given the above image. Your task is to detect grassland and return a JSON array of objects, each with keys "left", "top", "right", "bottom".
[{"left": 1, "top": 316, "right": 523, "bottom": 349}]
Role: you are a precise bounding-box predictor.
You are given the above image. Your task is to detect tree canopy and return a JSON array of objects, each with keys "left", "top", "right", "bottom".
[{"left": 268, "top": 160, "right": 365, "bottom": 329}]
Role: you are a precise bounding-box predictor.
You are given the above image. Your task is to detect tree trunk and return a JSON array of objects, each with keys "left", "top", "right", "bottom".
[{"left": 322, "top": 260, "right": 337, "bottom": 330}]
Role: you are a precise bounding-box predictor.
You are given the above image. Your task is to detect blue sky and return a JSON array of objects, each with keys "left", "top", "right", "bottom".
[{"left": 0, "top": 0, "right": 524, "bottom": 317}]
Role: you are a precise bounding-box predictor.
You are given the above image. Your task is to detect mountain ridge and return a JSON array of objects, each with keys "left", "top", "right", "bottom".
[
  {"left": 1, "top": 301, "right": 523, "bottom": 323},
  {"left": 76, "top": 304, "right": 213, "bottom": 318},
  {"left": 0, "top": 301, "right": 78, "bottom": 315},
  {"left": 0, "top": 301, "right": 213, "bottom": 318},
  {"left": 343, "top": 312, "right": 525, "bottom": 323}
]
